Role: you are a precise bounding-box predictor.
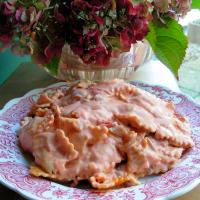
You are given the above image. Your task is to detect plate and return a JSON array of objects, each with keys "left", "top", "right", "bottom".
[{"left": 0, "top": 82, "right": 200, "bottom": 200}]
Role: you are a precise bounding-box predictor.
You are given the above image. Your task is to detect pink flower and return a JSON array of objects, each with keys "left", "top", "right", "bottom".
[
  {"left": 90, "top": 0, "right": 112, "bottom": 10},
  {"left": 91, "top": 14, "right": 104, "bottom": 25},
  {"left": 0, "top": 34, "right": 12, "bottom": 50},
  {"left": 70, "top": 29, "right": 99, "bottom": 56},
  {"left": 54, "top": 6, "right": 65, "bottom": 23},
  {"left": 120, "top": 16, "right": 148, "bottom": 50},
  {"left": 120, "top": 28, "right": 133, "bottom": 50},
  {"left": 32, "top": 35, "right": 65, "bottom": 65},
  {"left": 84, "top": 29, "right": 100, "bottom": 47},
  {"left": 94, "top": 47, "right": 111, "bottom": 66},
  {"left": 15, "top": 7, "right": 26, "bottom": 22},
  {"left": 15, "top": 6, "right": 42, "bottom": 33},
  {"left": 153, "top": 0, "right": 191, "bottom": 16},
  {"left": 178, "top": 0, "right": 191, "bottom": 15},
  {"left": 83, "top": 46, "right": 111, "bottom": 66},
  {"left": 131, "top": 17, "right": 149, "bottom": 40},
  {"left": 70, "top": 28, "right": 111, "bottom": 66},
  {"left": 127, "top": 1, "right": 144, "bottom": 16},
  {"left": 44, "top": 39, "right": 65, "bottom": 61},
  {"left": 71, "top": 0, "right": 91, "bottom": 11},
  {"left": 1, "top": 1, "right": 16, "bottom": 15},
  {"left": 116, "top": 0, "right": 128, "bottom": 7}
]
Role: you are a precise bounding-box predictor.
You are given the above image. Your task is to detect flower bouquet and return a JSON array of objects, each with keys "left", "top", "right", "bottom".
[{"left": 0, "top": 0, "right": 197, "bottom": 81}]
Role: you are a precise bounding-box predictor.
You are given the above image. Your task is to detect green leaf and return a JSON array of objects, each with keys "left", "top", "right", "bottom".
[
  {"left": 132, "top": 0, "right": 145, "bottom": 3},
  {"left": 105, "top": 36, "right": 122, "bottom": 50},
  {"left": 146, "top": 18, "right": 188, "bottom": 75},
  {"left": 34, "top": 2, "right": 46, "bottom": 10},
  {"left": 45, "top": 57, "right": 59, "bottom": 75},
  {"left": 192, "top": 0, "right": 200, "bottom": 9}
]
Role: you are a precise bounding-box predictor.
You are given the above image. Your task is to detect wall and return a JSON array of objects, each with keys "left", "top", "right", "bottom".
[{"left": 0, "top": 49, "right": 30, "bottom": 85}]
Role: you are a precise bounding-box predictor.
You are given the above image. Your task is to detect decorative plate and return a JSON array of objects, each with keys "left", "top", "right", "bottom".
[{"left": 0, "top": 82, "right": 200, "bottom": 200}]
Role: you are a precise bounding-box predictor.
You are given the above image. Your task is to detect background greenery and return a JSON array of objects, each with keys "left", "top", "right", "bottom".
[{"left": 192, "top": 0, "right": 200, "bottom": 8}]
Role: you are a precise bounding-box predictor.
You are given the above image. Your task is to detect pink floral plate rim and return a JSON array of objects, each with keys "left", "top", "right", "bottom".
[{"left": 0, "top": 81, "right": 200, "bottom": 200}]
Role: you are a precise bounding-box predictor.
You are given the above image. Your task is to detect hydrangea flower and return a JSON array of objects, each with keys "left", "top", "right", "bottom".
[{"left": 0, "top": 0, "right": 192, "bottom": 67}]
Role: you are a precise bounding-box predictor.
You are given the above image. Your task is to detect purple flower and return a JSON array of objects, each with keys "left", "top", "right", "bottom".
[
  {"left": 15, "top": 6, "right": 42, "bottom": 33},
  {"left": 15, "top": 6, "right": 25, "bottom": 22}
]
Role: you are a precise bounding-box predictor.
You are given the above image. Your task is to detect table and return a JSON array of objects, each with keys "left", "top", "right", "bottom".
[{"left": 0, "top": 63, "right": 200, "bottom": 200}]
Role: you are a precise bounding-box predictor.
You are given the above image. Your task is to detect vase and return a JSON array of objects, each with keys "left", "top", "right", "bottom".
[{"left": 45, "top": 40, "right": 153, "bottom": 82}]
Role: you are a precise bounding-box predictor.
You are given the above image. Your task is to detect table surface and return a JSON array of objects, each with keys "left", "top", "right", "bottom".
[{"left": 0, "top": 63, "right": 200, "bottom": 200}]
